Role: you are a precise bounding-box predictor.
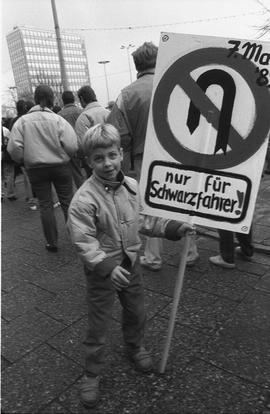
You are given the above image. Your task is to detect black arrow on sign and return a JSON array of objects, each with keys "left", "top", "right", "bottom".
[{"left": 187, "top": 69, "right": 236, "bottom": 154}]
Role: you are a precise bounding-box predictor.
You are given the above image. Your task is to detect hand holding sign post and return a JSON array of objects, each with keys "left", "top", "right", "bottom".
[{"left": 139, "top": 32, "right": 270, "bottom": 373}]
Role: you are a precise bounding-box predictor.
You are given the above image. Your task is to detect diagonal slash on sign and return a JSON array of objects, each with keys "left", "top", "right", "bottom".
[
  {"left": 152, "top": 47, "right": 270, "bottom": 169},
  {"left": 180, "top": 72, "right": 243, "bottom": 151}
]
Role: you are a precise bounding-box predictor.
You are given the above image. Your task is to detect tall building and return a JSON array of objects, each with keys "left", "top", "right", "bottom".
[{"left": 6, "top": 26, "right": 90, "bottom": 102}]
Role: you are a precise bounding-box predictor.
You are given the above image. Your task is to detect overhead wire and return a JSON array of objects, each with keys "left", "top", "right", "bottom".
[{"left": 64, "top": 10, "right": 265, "bottom": 32}]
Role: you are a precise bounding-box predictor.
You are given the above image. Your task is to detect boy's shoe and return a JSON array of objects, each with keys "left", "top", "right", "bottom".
[
  {"left": 80, "top": 375, "right": 100, "bottom": 408},
  {"left": 209, "top": 255, "right": 235, "bottom": 269},
  {"left": 235, "top": 246, "right": 253, "bottom": 261},
  {"left": 129, "top": 346, "right": 153, "bottom": 372},
  {"left": 140, "top": 256, "right": 162, "bottom": 271},
  {"left": 45, "top": 244, "right": 58, "bottom": 253},
  {"left": 186, "top": 252, "right": 199, "bottom": 267}
]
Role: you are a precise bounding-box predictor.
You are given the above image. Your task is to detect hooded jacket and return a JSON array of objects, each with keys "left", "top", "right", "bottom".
[
  {"left": 67, "top": 171, "right": 184, "bottom": 278},
  {"left": 7, "top": 105, "right": 78, "bottom": 168}
]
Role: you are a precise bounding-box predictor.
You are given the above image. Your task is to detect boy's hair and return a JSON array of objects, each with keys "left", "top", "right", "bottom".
[
  {"left": 77, "top": 85, "right": 97, "bottom": 105},
  {"left": 83, "top": 123, "right": 121, "bottom": 156},
  {"left": 132, "top": 41, "right": 158, "bottom": 72}
]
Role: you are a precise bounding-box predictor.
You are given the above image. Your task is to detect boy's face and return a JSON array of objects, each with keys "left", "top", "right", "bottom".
[{"left": 89, "top": 145, "right": 123, "bottom": 181}]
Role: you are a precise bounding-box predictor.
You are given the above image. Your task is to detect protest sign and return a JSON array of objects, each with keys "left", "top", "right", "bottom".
[
  {"left": 141, "top": 32, "right": 270, "bottom": 374},
  {"left": 140, "top": 32, "right": 270, "bottom": 233}
]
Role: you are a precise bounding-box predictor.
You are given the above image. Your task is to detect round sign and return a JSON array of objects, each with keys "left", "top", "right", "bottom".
[{"left": 152, "top": 47, "right": 270, "bottom": 169}]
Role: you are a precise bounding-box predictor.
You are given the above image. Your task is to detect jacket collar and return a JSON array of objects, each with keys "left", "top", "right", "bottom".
[
  {"left": 137, "top": 69, "right": 155, "bottom": 79},
  {"left": 29, "top": 105, "right": 54, "bottom": 113},
  {"left": 93, "top": 170, "right": 124, "bottom": 191},
  {"left": 92, "top": 171, "right": 137, "bottom": 195},
  {"left": 85, "top": 101, "right": 102, "bottom": 111},
  {"left": 64, "top": 103, "right": 77, "bottom": 108}
]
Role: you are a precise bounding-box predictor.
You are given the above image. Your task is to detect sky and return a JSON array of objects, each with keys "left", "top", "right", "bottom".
[{"left": 1, "top": 0, "right": 270, "bottom": 107}]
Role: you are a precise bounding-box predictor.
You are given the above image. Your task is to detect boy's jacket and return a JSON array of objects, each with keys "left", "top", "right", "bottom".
[{"left": 67, "top": 171, "right": 184, "bottom": 278}]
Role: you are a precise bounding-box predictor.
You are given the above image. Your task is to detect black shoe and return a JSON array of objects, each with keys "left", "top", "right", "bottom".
[
  {"left": 7, "top": 196, "right": 17, "bottom": 201},
  {"left": 45, "top": 244, "right": 58, "bottom": 253}
]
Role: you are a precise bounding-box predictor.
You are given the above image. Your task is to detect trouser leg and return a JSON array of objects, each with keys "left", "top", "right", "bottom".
[
  {"left": 52, "top": 164, "right": 74, "bottom": 221},
  {"left": 133, "top": 155, "right": 163, "bottom": 266},
  {"left": 21, "top": 166, "right": 35, "bottom": 204},
  {"left": 219, "top": 229, "right": 234, "bottom": 263},
  {"left": 5, "top": 163, "right": 16, "bottom": 198},
  {"left": 236, "top": 227, "right": 254, "bottom": 257},
  {"left": 28, "top": 167, "right": 58, "bottom": 246},
  {"left": 84, "top": 267, "right": 115, "bottom": 377},
  {"left": 69, "top": 158, "right": 85, "bottom": 189},
  {"left": 144, "top": 237, "right": 163, "bottom": 266},
  {"left": 187, "top": 232, "right": 198, "bottom": 260},
  {"left": 117, "top": 260, "right": 146, "bottom": 350}
]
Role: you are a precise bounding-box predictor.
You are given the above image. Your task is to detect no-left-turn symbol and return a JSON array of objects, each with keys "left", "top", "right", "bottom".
[{"left": 152, "top": 47, "right": 270, "bottom": 169}]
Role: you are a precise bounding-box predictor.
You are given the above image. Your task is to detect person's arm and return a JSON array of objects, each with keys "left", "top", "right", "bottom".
[
  {"left": 58, "top": 117, "right": 78, "bottom": 157},
  {"left": 75, "top": 113, "right": 92, "bottom": 150},
  {"left": 107, "top": 94, "right": 132, "bottom": 152},
  {"left": 6, "top": 119, "right": 24, "bottom": 164},
  {"left": 67, "top": 199, "right": 118, "bottom": 278},
  {"left": 136, "top": 181, "right": 194, "bottom": 239}
]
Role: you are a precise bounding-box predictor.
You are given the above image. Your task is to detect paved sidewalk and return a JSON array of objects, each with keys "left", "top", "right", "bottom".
[{"left": 1, "top": 174, "right": 270, "bottom": 414}]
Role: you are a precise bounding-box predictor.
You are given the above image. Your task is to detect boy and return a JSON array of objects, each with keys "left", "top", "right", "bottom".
[{"left": 67, "top": 123, "right": 194, "bottom": 408}]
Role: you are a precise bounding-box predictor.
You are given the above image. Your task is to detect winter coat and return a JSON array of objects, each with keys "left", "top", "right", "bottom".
[
  {"left": 67, "top": 171, "right": 183, "bottom": 278},
  {"left": 7, "top": 105, "right": 78, "bottom": 168},
  {"left": 58, "top": 103, "right": 82, "bottom": 129},
  {"left": 107, "top": 70, "right": 155, "bottom": 158}
]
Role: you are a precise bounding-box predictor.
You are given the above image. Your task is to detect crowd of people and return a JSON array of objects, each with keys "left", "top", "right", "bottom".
[{"left": 2, "top": 41, "right": 257, "bottom": 408}]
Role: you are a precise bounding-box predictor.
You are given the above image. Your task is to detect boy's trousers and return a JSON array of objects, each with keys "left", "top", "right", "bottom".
[{"left": 84, "top": 258, "right": 146, "bottom": 377}]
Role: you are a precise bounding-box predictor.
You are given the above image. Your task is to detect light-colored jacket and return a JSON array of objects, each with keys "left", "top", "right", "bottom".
[
  {"left": 75, "top": 102, "right": 109, "bottom": 149},
  {"left": 67, "top": 171, "right": 182, "bottom": 278},
  {"left": 7, "top": 105, "right": 78, "bottom": 168}
]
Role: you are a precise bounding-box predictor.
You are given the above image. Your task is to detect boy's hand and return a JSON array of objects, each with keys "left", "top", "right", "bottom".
[
  {"left": 177, "top": 223, "right": 196, "bottom": 238},
  {"left": 110, "top": 265, "right": 131, "bottom": 291}
]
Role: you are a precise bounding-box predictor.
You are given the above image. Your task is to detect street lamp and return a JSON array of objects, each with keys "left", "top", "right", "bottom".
[
  {"left": 120, "top": 44, "right": 135, "bottom": 83},
  {"left": 98, "top": 60, "right": 110, "bottom": 103}
]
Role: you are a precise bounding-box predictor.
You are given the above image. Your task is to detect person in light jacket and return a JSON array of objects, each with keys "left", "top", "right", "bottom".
[{"left": 8, "top": 84, "right": 78, "bottom": 252}]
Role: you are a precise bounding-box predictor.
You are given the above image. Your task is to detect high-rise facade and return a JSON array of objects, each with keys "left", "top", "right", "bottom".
[{"left": 6, "top": 26, "right": 90, "bottom": 102}]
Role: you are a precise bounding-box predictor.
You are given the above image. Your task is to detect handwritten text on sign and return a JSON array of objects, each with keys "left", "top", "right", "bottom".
[{"left": 145, "top": 162, "right": 251, "bottom": 223}]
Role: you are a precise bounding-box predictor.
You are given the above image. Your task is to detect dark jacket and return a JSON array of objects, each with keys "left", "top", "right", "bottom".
[
  {"left": 58, "top": 103, "right": 83, "bottom": 129},
  {"left": 108, "top": 70, "right": 155, "bottom": 158}
]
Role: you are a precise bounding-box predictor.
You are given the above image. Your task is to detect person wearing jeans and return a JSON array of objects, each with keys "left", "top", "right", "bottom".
[
  {"left": 27, "top": 164, "right": 73, "bottom": 247},
  {"left": 7, "top": 85, "right": 78, "bottom": 252}
]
